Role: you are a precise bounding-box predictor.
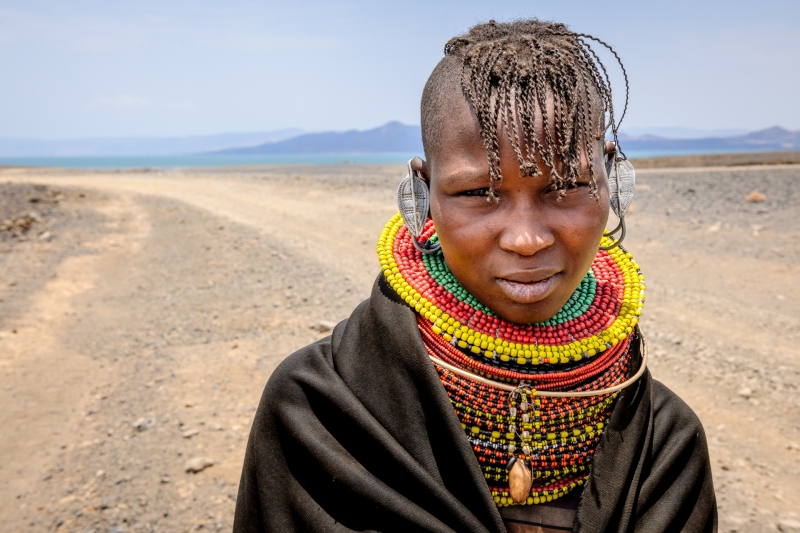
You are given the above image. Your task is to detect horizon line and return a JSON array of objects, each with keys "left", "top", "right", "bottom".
[{"left": 1, "top": 123, "right": 796, "bottom": 143}]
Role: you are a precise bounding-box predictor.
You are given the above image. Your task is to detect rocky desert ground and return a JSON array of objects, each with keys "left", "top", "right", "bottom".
[{"left": 1, "top": 160, "right": 799, "bottom": 533}]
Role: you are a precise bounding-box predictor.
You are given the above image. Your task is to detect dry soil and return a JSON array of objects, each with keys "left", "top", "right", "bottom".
[{"left": 1, "top": 162, "right": 799, "bottom": 533}]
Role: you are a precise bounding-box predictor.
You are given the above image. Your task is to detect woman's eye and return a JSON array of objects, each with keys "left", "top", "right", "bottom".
[
  {"left": 547, "top": 181, "right": 588, "bottom": 193},
  {"left": 461, "top": 188, "right": 491, "bottom": 197},
  {"left": 567, "top": 181, "right": 588, "bottom": 190}
]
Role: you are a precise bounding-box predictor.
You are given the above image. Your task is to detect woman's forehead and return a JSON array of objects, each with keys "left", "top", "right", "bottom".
[{"left": 428, "top": 95, "right": 602, "bottom": 180}]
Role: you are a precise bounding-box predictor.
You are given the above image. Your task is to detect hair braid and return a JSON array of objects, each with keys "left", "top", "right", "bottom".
[{"left": 430, "top": 19, "right": 629, "bottom": 198}]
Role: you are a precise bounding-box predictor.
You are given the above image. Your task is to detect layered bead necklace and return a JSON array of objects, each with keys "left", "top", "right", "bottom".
[{"left": 377, "top": 213, "right": 646, "bottom": 507}]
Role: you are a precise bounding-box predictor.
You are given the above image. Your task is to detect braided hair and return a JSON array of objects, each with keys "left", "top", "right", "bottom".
[{"left": 421, "top": 19, "right": 628, "bottom": 199}]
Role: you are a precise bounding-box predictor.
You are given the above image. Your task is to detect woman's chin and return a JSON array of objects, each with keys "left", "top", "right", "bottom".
[{"left": 484, "top": 298, "right": 563, "bottom": 325}]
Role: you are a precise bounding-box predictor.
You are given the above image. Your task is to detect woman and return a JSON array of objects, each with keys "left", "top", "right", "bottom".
[{"left": 234, "top": 19, "right": 717, "bottom": 533}]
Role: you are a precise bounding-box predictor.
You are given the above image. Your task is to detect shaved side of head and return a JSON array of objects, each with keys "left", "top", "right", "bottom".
[{"left": 420, "top": 55, "right": 465, "bottom": 166}]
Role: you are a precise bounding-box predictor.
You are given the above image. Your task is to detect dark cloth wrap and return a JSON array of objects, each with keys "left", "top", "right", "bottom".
[{"left": 234, "top": 277, "right": 717, "bottom": 532}]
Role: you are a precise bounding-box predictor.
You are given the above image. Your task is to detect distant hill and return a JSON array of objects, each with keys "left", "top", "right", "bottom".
[
  {"left": 214, "top": 121, "right": 422, "bottom": 154},
  {"left": 619, "top": 126, "right": 800, "bottom": 152},
  {"left": 0, "top": 129, "right": 303, "bottom": 157},
  {"left": 214, "top": 124, "right": 799, "bottom": 157},
  {"left": 3, "top": 123, "right": 798, "bottom": 160}
]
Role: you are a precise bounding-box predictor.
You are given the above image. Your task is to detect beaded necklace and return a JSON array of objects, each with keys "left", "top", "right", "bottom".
[{"left": 377, "top": 214, "right": 646, "bottom": 507}]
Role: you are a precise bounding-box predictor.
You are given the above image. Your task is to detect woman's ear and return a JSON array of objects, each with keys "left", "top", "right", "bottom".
[
  {"left": 604, "top": 140, "right": 616, "bottom": 155},
  {"left": 410, "top": 156, "right": 431, "bottom": 185}
]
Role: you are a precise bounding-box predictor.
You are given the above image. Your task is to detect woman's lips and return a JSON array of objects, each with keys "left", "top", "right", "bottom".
[{"left": 495, "top": 274, "right": 559, "bottom": 304}]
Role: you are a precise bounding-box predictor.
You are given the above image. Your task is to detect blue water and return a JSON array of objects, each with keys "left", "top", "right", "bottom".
[
  {"left": 0, "top": 147, "right": 774, "bottom": 170},
  {"left": 0, "top": 152, "right": 421, "bottom": 170}
]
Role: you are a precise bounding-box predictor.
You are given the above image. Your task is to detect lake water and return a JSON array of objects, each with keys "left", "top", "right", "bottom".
[{"left": 0, "top": 148, "right": 764, "bottom": 170}]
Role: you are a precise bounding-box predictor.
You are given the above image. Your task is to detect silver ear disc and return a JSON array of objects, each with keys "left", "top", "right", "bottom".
[
  {"left": 397, "top": 161, "right": 430, "bottom": 238},
  {"left": 606, "top": 157, "right": 635, "bottom": 219},
  {"left": 397, "top": 160, "right": 441, "bottom": 254},
  {"left": 601, "top": 155, "right": 635, "bottom": 251}
]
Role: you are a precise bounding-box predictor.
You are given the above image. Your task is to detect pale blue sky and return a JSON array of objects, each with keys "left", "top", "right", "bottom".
[{"left": 0, "top": 0, "right": 797, "bottom": 139}]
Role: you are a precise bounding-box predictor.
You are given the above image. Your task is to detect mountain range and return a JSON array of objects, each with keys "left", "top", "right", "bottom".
[
  {"left": 618, "top": 126, "right": 800, "bottom": 153},
  {"left": 1, "top": 123, "right": 798, "bottom": 158},
  {"left": 213, "top": 124, "right": 800, "bottom": 156},
  {"left": 213, "top": 121, "right": 422, "bottom": 155}
]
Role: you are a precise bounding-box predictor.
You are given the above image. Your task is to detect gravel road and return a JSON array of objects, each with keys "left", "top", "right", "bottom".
[{"left": 1, "top": 163, "right": 799, "bottom": 533}]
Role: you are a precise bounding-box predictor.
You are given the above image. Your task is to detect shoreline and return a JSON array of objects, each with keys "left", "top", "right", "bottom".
[{"left": 3, "top": 149, "right": 800, "bottom": 172}]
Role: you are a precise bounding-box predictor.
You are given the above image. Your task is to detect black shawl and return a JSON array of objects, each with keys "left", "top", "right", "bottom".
[{"left": 234, "top": 277, "right": 717, "bottom": 532}]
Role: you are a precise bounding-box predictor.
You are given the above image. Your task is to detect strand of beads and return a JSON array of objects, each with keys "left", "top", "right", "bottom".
[
  {"left": 431, "top": 339, "right": 629, "bottom": 440},
  {"left": 375, "top": 213, "right": 643, "bottom": 507},
  {"left": 422, "top": 248, "right": 598, "bottom": 325},
  {"left": 418, "top": 317, "right": 631, "bottom": 387},
  {"left": 426, "top": 326, "right": 634, "bottom": 506},
  {"left": 376, "top": 213, "right": 646, "bottom": 369},
  {"left": 438, "top": 371, "right": 615, "bottom": 452},
  {"left": 489, "top": 470, "right": 589, "bottom": 506},
  {"left": 436, "top": 361, "right": 622, "bottom": 507}
]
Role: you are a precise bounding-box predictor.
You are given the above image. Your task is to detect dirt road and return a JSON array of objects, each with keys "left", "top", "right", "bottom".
[{"left": 1, "top": 163, "right": 799, "bottom": 533}]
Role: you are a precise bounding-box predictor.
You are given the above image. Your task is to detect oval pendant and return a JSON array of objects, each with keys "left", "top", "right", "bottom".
[
  {"left": 508, "top": 458, "right": 533, "bottom": 504},
  {"left": 397, "top": 166, "right": 430, "bottom": 238},
  {"left": 605, "top": 157, "right": 636, "bottom": 218}
]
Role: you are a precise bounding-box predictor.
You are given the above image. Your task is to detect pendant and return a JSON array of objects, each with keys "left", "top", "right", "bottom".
[
  {"left": 397, "top": 162, "right": 430, "bottom": 238},
  {"left": 605, "top": 157, "right": 635, "bottom": 218},
  {"left": 507, "top": 457, "right": 533, "bottom": 504}
]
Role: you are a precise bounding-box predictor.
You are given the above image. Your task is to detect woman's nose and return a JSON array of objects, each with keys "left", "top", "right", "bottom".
[{"left": 497, "top": 216, "right": 555, "bottom": 257}]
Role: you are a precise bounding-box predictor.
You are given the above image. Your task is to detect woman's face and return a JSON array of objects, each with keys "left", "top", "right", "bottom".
[{"left": 415, "top": 97, "right": 610, "bottom": 325}]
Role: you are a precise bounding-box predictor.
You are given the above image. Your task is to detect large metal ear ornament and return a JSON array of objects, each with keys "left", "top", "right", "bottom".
[
  {"left": 397, "top": 160, "right": 441, "bottom": 254},
  {"left": 607, "top": 156, "right": 635, "bottom": 218},
  {"left": 601, "top": 154, "right": 635, "bottom": 251}
]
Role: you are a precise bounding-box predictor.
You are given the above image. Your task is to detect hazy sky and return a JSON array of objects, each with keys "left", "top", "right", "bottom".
[{"left": 1, "top": 0, "right": 797, "bottom": 139}]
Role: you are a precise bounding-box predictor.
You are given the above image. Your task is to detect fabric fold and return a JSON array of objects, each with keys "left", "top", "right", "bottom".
[{"left": 234, "top": 276, "right": 716, "bottom": 533}]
